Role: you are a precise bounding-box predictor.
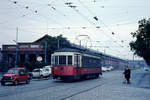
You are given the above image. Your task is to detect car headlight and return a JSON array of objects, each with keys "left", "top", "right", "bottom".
[{"left": 11, "top": 76, "right": 16, "bottom": 80}]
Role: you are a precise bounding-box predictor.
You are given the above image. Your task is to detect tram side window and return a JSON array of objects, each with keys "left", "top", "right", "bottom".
[
  {"left": 51, "top": 56, "right": 55, "bottom": 66},
  {"left": 74, "top": 54, "right": 80, "bottom": 67},
  {"left": 82, "top": 56, "right": 101, "bottom": 67},
  {"left": 68, "top": 56, "right": 72, "bottom": 65},
  {"left": 59, "top": 56, "right": 66, "bottom": 65}
]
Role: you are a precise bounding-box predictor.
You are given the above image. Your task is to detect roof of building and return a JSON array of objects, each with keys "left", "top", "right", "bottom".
[{"left": 34, "top": 34, "right": 49, "bottom": 43}]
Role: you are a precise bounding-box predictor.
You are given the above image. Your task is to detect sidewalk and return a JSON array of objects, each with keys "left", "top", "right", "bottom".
[
  {"left": 136, "top": 71, "right": 150, "bottom": 88},
  {"left": 67, "top": 69, "right": 150, "bottom": 100}
]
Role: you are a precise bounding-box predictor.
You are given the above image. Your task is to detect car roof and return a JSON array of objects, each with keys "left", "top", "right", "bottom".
[{"left": 10, "top": 68, "right": 25, "bottom": 70}]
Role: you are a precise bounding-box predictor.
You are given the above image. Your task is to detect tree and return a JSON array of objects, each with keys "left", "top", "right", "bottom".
[
  {"left": 130, "top": 18, "right": 150, "bottom": 65},
  {"left": 39, "top": 34, "right": 71, "bottom": 53}
]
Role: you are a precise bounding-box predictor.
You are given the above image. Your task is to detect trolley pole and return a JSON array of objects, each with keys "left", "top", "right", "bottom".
[{"left": 15, "top": 27, "right": 18, "bottom": 67}]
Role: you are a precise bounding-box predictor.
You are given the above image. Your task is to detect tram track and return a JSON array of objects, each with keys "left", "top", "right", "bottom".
[
  {"left": 25, "top": 76, "right": 120, "bottom": 100},
  {"left": 60, "top": 78, "right": 119, "bottom": 100}
]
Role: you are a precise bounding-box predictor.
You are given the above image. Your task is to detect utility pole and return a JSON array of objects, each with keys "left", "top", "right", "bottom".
[
  {"left": 44, "top": 42, "right": 47, "bottom": 63},
  {"left": 15, "top": 27, "right": 18, "bottom": 67},
  {"left": 103, "top": 49, "right": 106, "bottom": 66},
  {"left": 133, "top": 53, "right": 135, "bottom": 68},
  {"left": 79, "top": 40, "right": 81, "bottom": 47},
  {"left": 57, "top": 37, "right": 60, "bottom": 49}
]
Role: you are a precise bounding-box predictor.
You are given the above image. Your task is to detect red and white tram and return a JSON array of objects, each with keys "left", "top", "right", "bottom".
[{"left": 51, "top": 48, "right": 102, "bottom": 80}]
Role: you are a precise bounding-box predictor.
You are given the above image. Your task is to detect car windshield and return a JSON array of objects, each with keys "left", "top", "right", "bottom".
[
  {"left": 33, "top": 69, "right": 40, "bottom": 72},
  {"left": 7, "top": 69, "right": 18, "bottom": 74}
]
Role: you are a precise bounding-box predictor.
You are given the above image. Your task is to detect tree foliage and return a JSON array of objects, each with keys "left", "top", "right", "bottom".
[
  {"left": 37, "top": 34, "right": 71, "bottom": 53},
  {"left": 130, "top": 18, "right": 150, "bottom": 65}
]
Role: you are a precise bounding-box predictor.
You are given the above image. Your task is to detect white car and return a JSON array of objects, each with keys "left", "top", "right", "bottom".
[
  {"left": 32, "top": 66, "right": 51, "bottom": 78},
  {"left": 144, "top": 67, "right": 149, "bottom": 71},
  {"left": 102, "top": 67, "right": 108, "bottom": 72},
  {"left": 102, "top": 66, "right": 114, "bottom": 72},
  {"left": 107, "top": 66, "right": 114, "bottom": 71}
]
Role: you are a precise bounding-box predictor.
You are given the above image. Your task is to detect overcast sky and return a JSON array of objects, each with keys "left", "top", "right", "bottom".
[{"left": 0, "top": 0, "right": 150, "bottom": 60}]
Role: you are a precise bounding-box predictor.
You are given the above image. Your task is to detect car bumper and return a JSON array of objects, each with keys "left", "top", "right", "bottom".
[{"left": 1, "top": 79, "right": 14, "bottom": 83}]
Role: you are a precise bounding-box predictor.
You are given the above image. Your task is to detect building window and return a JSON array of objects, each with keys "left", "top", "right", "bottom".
[
  {"left": 29, "top": 54, "right": 36, "bottom": 62},
  {"left": 30, "top": 45, "right": 39, "bottom": 48},
  {"left": 19, "top": 45, "right": 29, "bottom": 48},
  {"left": 20, "top": 54, "right": 25, "bottom": 62}
]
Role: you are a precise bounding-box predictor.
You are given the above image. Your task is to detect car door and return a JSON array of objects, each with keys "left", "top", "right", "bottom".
[
  {"left": 19, "top": 70, "right": 27, "bottom": 82},
  {"left": 45, "top": 68, "right": 50, "bottom": 76}
]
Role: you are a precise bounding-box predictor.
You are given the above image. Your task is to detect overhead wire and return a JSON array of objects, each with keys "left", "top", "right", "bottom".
[
  {"left": 76, "top": 0, "right": 124, "bottom": 39},
  {"left": 5, "top": 0, "right": 66, "bottom": 33},
  {"left": 47, "top": 3, "right": 73, "bottom": 25},
  {"left": 75, "top": 0, "right": 131, "bottom": 55},
  {"left": 62, "top": 0, "right": 125, "bottom": 55},
  {"left": 3, "top": 0, "right": 133, "bottom": 59}
]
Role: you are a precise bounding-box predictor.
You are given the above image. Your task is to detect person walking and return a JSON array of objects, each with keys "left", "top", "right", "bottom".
[{"left": 123, "top": 66, "right": 131, "bottom": 84}]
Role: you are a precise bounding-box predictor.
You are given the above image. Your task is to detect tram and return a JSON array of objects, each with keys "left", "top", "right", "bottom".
[{"left": 51, "top": 48, "right": 102, "bottom": 80}]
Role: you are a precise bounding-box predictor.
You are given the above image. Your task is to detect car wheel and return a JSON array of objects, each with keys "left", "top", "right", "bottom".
[
  {"left": 46, "top": 75, "right": 50, "bottom": 79},
  {"left": 14, "top": 80, "right": 19, "bottom": 86},
  {"left": 40, "top": 75, "right": 43, "bottom": 79},
  {"left": 26, "top": 79, "right": 30, "bottom": 84}
]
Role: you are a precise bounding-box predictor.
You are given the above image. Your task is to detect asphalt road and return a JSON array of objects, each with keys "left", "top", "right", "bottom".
[{"left": 0, "top": 69, "right": 150, "bottom": 100}]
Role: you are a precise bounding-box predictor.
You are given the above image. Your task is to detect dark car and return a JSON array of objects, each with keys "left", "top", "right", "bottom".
[{"left": 1, "top": 68, "right": 30, "bottom": 86}]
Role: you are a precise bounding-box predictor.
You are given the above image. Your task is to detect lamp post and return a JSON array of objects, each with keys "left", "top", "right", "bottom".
[
  {"left": 13, "top": 27, "right": 18, "bottom": 67},
  {"left": 44, "top": 42, "right": 47, "bottom": 63},
  {"left": 57, "top": 37, "right": 60, "bottom": 49}
]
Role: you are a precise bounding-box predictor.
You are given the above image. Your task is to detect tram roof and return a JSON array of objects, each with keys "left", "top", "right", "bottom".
[
  {"left": 55, "top": 48, "right": 102, "bottom": 57},
  {"left": 55, "top": 47, "right": 127, "bottom": 62}
]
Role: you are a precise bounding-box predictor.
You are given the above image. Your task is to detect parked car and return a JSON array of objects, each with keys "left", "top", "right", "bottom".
[
  {"left": 144, "top": 67, "right": 149, "bottom": 71},
  {"left": 106, "top": 66, "right": 114, "bottom": 71},
  {"left": 32, "top": 66, "right": 51, "bottom": 79},
  {"left": 109, "top": 66, "right": 114, "bottom": 70},
  {"left": 102, "top": 67, "right": 108, "bottom": 72},
  {"left": 102, "top": 66, "right": 114, "bottom": 72},
  {"left": 1, "top": 68, "right": 30, "bottom": 86}
]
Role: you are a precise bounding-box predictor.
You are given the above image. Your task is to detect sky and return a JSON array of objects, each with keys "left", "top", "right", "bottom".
[{"left": 0, "top": 0, "right": 150, "bottom": 60}]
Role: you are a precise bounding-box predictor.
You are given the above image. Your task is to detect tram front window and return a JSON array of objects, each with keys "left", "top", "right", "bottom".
[
  {"left": 59, "top": 56, "right": 66, "bottom": 65},
  {"left": 55, "top": 56, "right": 58, "bottom": 65}
]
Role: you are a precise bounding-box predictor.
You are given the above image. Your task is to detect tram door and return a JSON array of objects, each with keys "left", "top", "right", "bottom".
[{"left": 74, "top": 54, "right": 81, "bottom": 75}]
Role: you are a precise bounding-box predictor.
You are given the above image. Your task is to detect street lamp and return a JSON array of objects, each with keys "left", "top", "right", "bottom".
[
  {"left": 13, "top": 27, "right": 18, "bottom": 67},
  {"left": 13, "top": 40, "right": 18, "bottom": 67},
  {"left": 44, "top": 41, "right": 47, "bottom": 63}
]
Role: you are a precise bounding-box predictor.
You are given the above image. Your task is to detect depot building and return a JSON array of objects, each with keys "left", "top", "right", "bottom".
[{"left": 1, "top": 35, "right": 51, "bottom": 70}]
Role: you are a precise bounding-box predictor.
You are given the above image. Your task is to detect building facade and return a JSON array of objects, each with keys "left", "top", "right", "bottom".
[
  {"left": 127, "top": 60, "right": 149, "bottom": 68},
  {"left": 1, "top": 35, "right": 58, "bottom": 71},
  {"left": 1, "top": 42, "right": 47, "bottom": 70}
]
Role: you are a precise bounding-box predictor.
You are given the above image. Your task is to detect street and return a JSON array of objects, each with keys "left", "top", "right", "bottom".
[{"left": 0, "top": 69, "right": 150, "bottom": 100}]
